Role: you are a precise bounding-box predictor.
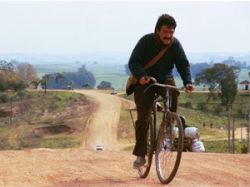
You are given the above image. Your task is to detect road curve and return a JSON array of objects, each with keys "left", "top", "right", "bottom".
[{"left": 74, "top": 90, "right": 121, "bottom": 151}]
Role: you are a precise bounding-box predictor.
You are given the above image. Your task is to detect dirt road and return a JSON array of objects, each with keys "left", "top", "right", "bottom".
[
  {"left": 0, "top": 90, "right": 250, "bottom": 187},
  {"left": 74, "top": 90, "right": 121, "bottom": 151},
  {"left": 0, "top": 148, "right": 249, "bottom": 187}
]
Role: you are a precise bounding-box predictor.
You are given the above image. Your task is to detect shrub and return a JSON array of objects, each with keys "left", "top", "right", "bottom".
[
  {"left": 197, "top": 102, "right": 207, "bottom": 111},
  {"left": 0, "top": 136, "right": 10, "bottom": 150},
  {"left": 183, "top": 102, "right": 193, "bottom": 109},
  {"left": 97, "top": 81, "right": 112, "bottom": 89},
  {"left": 241, "top": 144, "right": 248, "bottom": 154},
  {"left": 54, "top": 95, "right": 62, "bottom": 101},
  {"left": 214, "top": 105, "right": 223, "bottom": 114},
  {"left": 0, "top": 93, "right": 9, "bottom": 103}
]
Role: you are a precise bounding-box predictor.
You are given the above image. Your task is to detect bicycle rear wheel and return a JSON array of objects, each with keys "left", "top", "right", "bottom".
[
  {"left": 137, "top": 117, "right": 154, "bottom": 178},
  {"left": 155, "top": 112, "right": 183, "bottom": 184}
]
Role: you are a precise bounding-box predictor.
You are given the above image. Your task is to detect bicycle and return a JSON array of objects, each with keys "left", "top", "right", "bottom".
[{"left": 131, "top": 78, "right": 184, "bottom": 184}]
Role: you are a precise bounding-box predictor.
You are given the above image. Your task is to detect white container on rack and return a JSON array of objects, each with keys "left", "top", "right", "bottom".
[
  {"left": 191, "top": 139, "right": 205, "bottom": 152},
  {"left": 172, "top": 127, "right": 179, "bottom": 138},
  {"left": 184, "top": 127, "right": 199, "bottom": 139}
]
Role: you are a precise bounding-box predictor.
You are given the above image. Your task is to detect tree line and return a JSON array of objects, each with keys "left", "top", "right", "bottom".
[
  {"left": 0, "top": 60, "right": 114, "bottom": 97},
  {"left": 0, "top": 60, "right": 35, "bottom": 92},
  {"left": 41, "top": 65, "right": 96, "bottom": 90},
  {"left": 124, "top": 56, "right": 250, "bottom": 78}
]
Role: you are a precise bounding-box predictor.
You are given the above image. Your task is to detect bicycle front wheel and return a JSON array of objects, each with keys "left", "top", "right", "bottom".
[{"left": 155, "top": 112, "right": 183, "bottom": 184}]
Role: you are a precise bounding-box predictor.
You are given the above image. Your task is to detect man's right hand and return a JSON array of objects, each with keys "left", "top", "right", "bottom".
[
  {"left": 185, "top": 84, "right": 195, "bottom": 93},
  {"left": 139, "top": 76, "right": 150, "bottom": 85}
]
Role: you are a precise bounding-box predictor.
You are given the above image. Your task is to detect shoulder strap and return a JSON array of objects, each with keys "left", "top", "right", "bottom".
[{"left": 144, "top": 39, "right": 173, "bottom": 70}]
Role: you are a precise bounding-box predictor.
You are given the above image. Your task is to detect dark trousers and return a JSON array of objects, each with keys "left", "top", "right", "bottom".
[{"left": 132, "top": 78, "right": 179, "bottom": 156}]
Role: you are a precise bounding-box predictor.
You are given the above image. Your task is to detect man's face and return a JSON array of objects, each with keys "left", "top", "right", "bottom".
[{"left": 156, "top": 25, "right": 175, "bottom": 45}]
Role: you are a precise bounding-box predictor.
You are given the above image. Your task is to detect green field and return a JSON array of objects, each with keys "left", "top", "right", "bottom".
[
  {"left": 34, "top": 62, "right": 249, "bottom": 91},
  {"left": 35, "top": 62, "right": 128, "bottom": 90}
]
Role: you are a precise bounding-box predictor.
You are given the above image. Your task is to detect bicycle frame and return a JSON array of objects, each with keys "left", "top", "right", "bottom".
[
  {"left": 131, "top": 80, "right": 184, "bottom": 183},
  {"left": 146, "top": 82, "right": 178, "bottom": 150},
  {"left": 152, "top": 95, "right": 169, "bottom": 149}
]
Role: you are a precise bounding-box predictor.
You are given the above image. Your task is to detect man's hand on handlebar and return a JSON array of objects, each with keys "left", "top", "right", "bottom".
[
  {"left": 185, "top": 84, "right": 194, "bottom": 93},
  {"left": 139, "top": 76, "right": 151, "bottom": 85},
  {"left": 139, "top": 76, "right": 194, "bottom": 93}
]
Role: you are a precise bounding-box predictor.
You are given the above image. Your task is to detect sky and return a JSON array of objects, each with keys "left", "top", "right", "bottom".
[{"left": 0, "top": 1, "right": 250, "bottom": 54}]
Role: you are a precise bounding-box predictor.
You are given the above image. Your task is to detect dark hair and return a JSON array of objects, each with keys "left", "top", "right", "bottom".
[{"left": 155, "top": 14, "right": 177, "bottom": 33}]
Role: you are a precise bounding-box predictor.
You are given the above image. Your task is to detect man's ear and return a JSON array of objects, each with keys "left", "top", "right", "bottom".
[{"left": 156, "top": 29, "right": 160, "bottom": 35}]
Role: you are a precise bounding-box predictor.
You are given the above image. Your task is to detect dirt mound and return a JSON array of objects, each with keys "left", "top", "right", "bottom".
[{"left": 32, "top": 125, "right": 73, "bottom": 136}]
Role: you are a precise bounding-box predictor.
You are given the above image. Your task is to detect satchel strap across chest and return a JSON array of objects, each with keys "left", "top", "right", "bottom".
[{"left": 143, "top": 39, "right": 173, "bottom": 70}]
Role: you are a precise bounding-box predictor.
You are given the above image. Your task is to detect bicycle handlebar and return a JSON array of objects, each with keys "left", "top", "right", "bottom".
[
  {"left": 143, "top": 82, "right": 181, "bottom": 93},
  {"left": 143, "top": 77, "right": 182, "bottom": 93}
]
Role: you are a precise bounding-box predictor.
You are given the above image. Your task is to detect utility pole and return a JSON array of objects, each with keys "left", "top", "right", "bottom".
[
  {"left": 240, "top": 122, "right": 242, "bottom": 143},
  {"left": 232, "top": 119, "right": 235, "bottom": 153},
  {"left": 247, "top": 72, "right": 250, "bottom": 153},
  {"left": 227, "top": 104, "right": 231, "bottom": 153},
  {"left": 9, "top": 96, "right": 13, "bottom": 126},
  {"left": 248, "top": 109, "right": 250, "bottom": 153}
]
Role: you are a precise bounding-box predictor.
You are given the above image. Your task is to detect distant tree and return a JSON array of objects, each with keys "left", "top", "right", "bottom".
[
  {"left": 0, "top": 60, "right": 14, "bottom": 72},
  {"left": 44, "top": 65, "right": 96, "bottom": 89},
  {"left": 55, "top": 73, "right": 64, "bottom": 89},
  {"left": 195, "top": 63, "right": 239, "bottom": 105},
  {"left": 195, "top": 64, "right": 220, "bottom": 93},
  {"left": 0, "top": 61, "right": 26, "bottom": 91},
  {"left": 195, "top": 63, "right": 239, "bottom": 153},
  {"left": 31, "top": 78, "right": 40, "bottom": 89},
  {"left": 77, "top": 65, "right": 96, "bottom": 87},
  {"left": 41, "top": 74, "right": 51, "bottom": 95},
  {"left": 9, "top": 78, "right": 26, "bottom": 91},
  {"left": 219, "top": 66, "right": 239, "bottom": 107},
  {"left": 16, "top": 63, "right": 37, "bottom": 86},
  {"left": 82, "top": 83, "right": 92, "bottom": 89},
  {"left": 97, "top": 81, "right": 112, "bottom": 89}
]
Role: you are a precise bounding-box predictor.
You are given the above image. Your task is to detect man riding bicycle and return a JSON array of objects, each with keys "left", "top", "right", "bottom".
[{"left": 127, "top": 14, "right": 194, "bottom": 168}]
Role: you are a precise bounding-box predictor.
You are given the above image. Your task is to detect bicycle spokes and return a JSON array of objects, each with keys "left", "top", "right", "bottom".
[{"left": 155, "top": 113, "right": 183, "bottom": 184}]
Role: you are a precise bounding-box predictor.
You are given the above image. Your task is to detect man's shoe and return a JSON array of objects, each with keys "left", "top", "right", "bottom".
[{"left": 133, "top": 156, "right": 146, "bottom": 169}]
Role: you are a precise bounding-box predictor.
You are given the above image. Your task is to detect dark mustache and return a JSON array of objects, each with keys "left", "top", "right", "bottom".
[{"left": 163, "top": 37, "right": 171, "bottom": 40}]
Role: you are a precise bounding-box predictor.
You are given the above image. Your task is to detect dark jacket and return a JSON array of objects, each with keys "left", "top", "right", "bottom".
[{"left": 128, "top": 33, "right": 192, "bottom": 86}]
